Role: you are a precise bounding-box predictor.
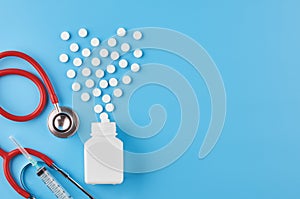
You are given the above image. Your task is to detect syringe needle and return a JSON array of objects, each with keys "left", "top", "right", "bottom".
[{"left": 9, "top": 136, "right": 39, "bottom": 168}]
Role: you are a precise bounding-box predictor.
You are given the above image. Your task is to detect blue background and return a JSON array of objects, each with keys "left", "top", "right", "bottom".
[{"left": 1, "top": 0, "right": 300, "bottom": 198}]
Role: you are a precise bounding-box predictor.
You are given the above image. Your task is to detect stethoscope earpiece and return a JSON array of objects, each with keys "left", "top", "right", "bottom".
[{"left": 48, "top": 106, "right": 79, "bottom": 138}]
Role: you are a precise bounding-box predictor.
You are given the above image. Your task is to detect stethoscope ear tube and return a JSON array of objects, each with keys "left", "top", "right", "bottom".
[
  {"left": 20, "top": 162, "right": 38, "bottom": 199},
  {"left": 2, "top": 148, "right": 53, "bottom": 199}
]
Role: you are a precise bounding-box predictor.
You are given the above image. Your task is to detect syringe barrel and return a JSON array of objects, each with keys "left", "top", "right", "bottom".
[{"left": 37, "top": 167, "right": 73, "bottom": 199}]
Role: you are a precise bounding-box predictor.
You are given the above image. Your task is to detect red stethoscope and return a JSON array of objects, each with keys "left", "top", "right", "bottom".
[
  {"left": 0, "top": 146, "right": 54, "bottom": 198},
  {"left": 0, "top": 51, "right": 79, "bottom": 138},
  {"left": 0, "top": 146, "right": 94, "bottom": 199}
]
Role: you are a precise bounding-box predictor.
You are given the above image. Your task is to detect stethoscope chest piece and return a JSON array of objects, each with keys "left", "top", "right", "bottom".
[{"left": 48, "top": 106, "right": 79, "bottom": 138}]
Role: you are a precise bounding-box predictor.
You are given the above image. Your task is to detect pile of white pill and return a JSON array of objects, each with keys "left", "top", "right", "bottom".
[{"left": 59, "top": 27, "right": 144, "bottom": 121}]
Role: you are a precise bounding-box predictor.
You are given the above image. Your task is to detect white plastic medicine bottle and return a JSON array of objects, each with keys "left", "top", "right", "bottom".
[{"left": 84, "top": 122, "right": 123, "bottom": 184}]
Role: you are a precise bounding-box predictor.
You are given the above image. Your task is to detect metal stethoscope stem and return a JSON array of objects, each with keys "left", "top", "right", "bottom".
[{"left": 0, "top": 50, "right": 79, "bottom": 138}]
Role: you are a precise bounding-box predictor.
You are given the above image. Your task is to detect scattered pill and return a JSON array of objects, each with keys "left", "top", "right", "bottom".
[
  {"left": 99, "top": 48, "right": 109, "bottom": 57},
  {"left": 81, "top": 92, "right": 90, "bottom": 102},
  {"left": 122, "top": 75, "right": 132, "bottom": 85},
  {"left": 60, "top": 31, "right": 70, "bottom": 41},
  {"left": 94, "top": 104, "right": 103, "bottom": 114},
  {"left": 78, "top": 28, "right": 88, "bottom": 38},
  {"left": 100, "top": 112, "right": 109, "bottom": 121},
  {"left": 110, "top": 51, "right": 120, "bottom": 60},
  {"left": 70, "top": 43, "right": 79, "bottom": 52},
  {"left": 121, "top": 43, "right": 130, "bottom": 52},
  {"left": 109, "top": 78, "right": 118, "bottom": 87},
  {"left": 82, "top": 48, "right": 91, "bottom": 57},
  {"left": 81, "top": 67, "right": 91, "bottom": 77},
  {"left": 133, "top": 31, "right": 143, "bottom": 40},
  {"left": 72, "top": 82, "right": 81, "bottom": 91},
  {"left": 85, "top": 79, "right": 95, "bottom": 88},
  {"left": 92, "top": 88, "right": 102, "bottom": 97},
  {"left": 105, "top": 103, "right": 115, "bottom": 112},
  {"left": 59, "top": 53, "right": 69, "bottom": 63},
  {"left": 73, "top": 57, "right": 82, "bottom": 67},
  {"left": 113, "top": 88, "right": 123, "bottom": 97},
  {"left": 131, "top": 63, "right": 140, "bottom": 72},
  {"left": 91, "top": 37, "right": 100, "bottom": 47},
  {"left": 117, "top": 27, "right": 127, "bottom": 37},
  {"left": 91, "top": 57, "right": 101, "bottom": 67},
  {"left": 66, "top": 69, "right": 76, "bottom": 79},
  {"left": 106, "top": 64, "right": 116, "bottom": 74},
  {"left": 119, "top": 59, "right": 128, "bottom": 68},
  {"left": 95, "top": 69, "right": 105, "bottom": 78},
  {"left": 108, "top": 38, "right": 117, "bottom": 47},
  {"left": 102, "top": 118, "right": 110, "bottom": 122},
  {"left": 102, "top": 94, "right": 111, "bottom": 103},
  {"left": 99, "top": 79, "right": 108, "bottom": 88},
  {"left": 133, "top": 49, "right": 143, "bottom": 58}
]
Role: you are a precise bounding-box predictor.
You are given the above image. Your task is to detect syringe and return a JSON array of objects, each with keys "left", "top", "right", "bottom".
[{"left": 9, "top": 136, "right": 73, "bottom": 199}]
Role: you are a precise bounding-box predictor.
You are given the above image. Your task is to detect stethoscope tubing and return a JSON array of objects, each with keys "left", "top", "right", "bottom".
[
  {"left": 0, "top": 68, "right": 47, "bottom": 121},
  {"left": 0, "top": 147, "right": 53, "bottom": 198},
  {"left": 0, "top": 50, "right": 59, "bottom": 122}
]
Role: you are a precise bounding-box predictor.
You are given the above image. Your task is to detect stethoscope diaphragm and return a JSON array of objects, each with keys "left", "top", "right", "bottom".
[{"left": 48, "top": 106, "right": 79, "bottom": 138}]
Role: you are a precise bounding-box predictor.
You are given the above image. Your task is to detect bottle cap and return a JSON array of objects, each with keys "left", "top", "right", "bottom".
[{"left": 91, "top": 122, "right": 116, "bottom": 136}]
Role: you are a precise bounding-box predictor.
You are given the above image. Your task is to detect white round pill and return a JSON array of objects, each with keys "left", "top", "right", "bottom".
[
  {"left": 81, "top": 92, "right": 90, "bottom": 102},
  {"left": 122, "top": 75, "right": 132, "bottom": 85},
  {"left": 78, "top": 28, "right": 88, "bottom": 38},
  {"left": 60, "top": 31, "right": 70, "bottom": 41},
  {"left": 117, "top": 27, "right": 127, "bottom": 37},
  {"left": 66, "top": 69, "right": 76, "bottom": 79},
  {"left": 82, "top": 48, "right": 91, "bottom": 57},
  {"left": 109, "top": 78, "right": 118, "bottom": 87},
  {"left": 91, "top": 37, "right": 100, "bottom": 47},
  {"left": 108, "top": 38, "right": 117, "bottom": 47},
  {"left": 99, "top": 48, "right": 109, "bottom": 57},
  {"left": 91, "top": 57, "right": 101, "bottom": 67},
  {"left": 106, "top": 64, "right": 116, "bottom": 74},
  {"left": 133, "top": 49, "right": 143, "bottom": 58},
  {"left": 102, "top": 94, "right": 111, "bottom": 103},
  {"left": 94, "top": 104, "right": 103, "bottom": 113},
  {"left": 95, "top": 69, "right": 104, "bottom": 78},
  {"left": 121, "top": 43, "right": 130, "bottom": 52},
  {"left": 101, "top": 118, "right": 110, "bottom": 123},
  {"left": 72, "top": 82, "right": 81, "bottom": 92},
  {"left": 99, "top": 79, "right": 108, "bottom": 89},
  {"left": 59, "top": 53, "right": 69, "bottom": 63},
  {"left": 133, "top": 31, "right": 143, "bottom": 40},
  {"left": 119, "top": 59, "right": 128, "bottom": 68},
  {"left": 131, "top": 63, "right": 140, "bottom": 72},
  {"left": 113, "top": 88, "right": 123, "bottom": 98},
  {"left": 73, "top": 58, "right": 82, "bottom": 67},
  {"left": 110, "top": 51, "right": 120, "bottom": 61},
  {"left": 100, "top": 112, "right": 109, "bottom": 120},
  {"left": 92, "top": 88, "right": 102, "bottom": 97},
  {"left": 81, "top": 67, "right": 91, "bottom": 77},
  {"left": 85, "top": 79, "right": 95, "bottom": 88},
  {"left": 105, "top": 103, "right": 115, "bottom": 112},
  {"left": 70, "top": 43, "right": 79, "bottom": 52}
]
